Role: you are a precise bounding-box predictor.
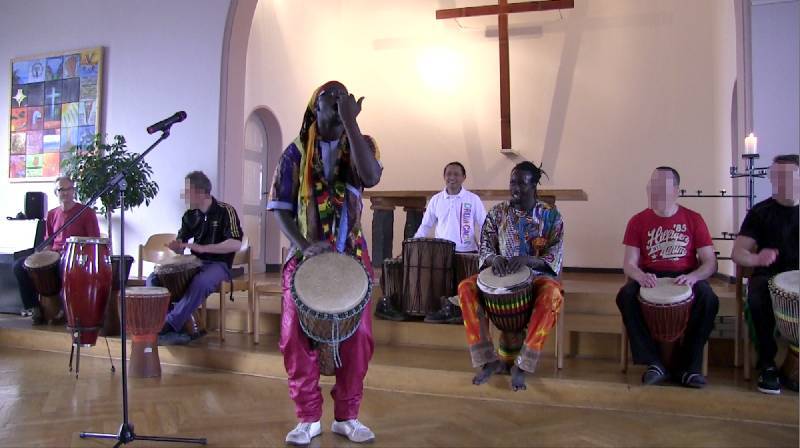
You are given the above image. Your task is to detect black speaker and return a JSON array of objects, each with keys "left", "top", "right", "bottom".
[{"left": 25, "top": 192, "right": 47, "bottom": 220}]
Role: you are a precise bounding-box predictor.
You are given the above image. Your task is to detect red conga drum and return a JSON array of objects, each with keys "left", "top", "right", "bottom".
[
  {"left": 24, "top": 250, "right": 63, "bottom": 322},
  {"left": 638, "top": 278, "right": 695, "bottom": 368},
  {"left": 402, "top": 238, "right": 454, "bottom": 317},
  {"left": 61, "top": 237, "right": 112, "bottom": 346},
  {"left": 124, "top": 286, "right": 171, "bottom": 378}
]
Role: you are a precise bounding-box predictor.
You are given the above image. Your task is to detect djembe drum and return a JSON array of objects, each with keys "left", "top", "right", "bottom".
[
  {"left": 638, "top": 278, "right": 695, "bottom": 369},
  {"left": 769, "top": 270, "right": 799, "bottom": 387},
  {"left": 402, "top": 238, "right": 454, "bottom": 317},
  {"left": 292, "top": 251, "right": 371, "bottom": 376},
  {"left": 62, "top": 237, "right": 112, "bottom": 346},
  {"left": 23, "top": 250, "right": 62, "bottom": 322},
  {"left": 381, "top": 257, "right": 404, "bottom": 312},
  {"left": 453, "top": 252, "right": 480, "bottom": 294},
  {"left": 101, "top": 255, "right": 134, "bottom": 337},
  {"left": 477, "top": 266, "right": 535, "bottom": 332},
  {"left": 124, "top": 286, "right": 171, "bottom": 378},
  {"left": 155, "top": 254, "right": 202, "bottom": 301}
]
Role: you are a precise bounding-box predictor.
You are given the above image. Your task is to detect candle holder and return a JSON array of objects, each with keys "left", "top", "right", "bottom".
[{"left": 730, "top": 153, "right": 769, "bottom": 211}]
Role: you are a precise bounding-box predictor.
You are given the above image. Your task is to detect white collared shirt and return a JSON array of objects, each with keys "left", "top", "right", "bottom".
[{"left": 413, "top": 187, "right": 487, "bottom": 252}]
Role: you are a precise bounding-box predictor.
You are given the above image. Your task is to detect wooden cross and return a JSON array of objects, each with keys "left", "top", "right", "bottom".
[{"left": 436, "top": 0, "right": 574, "bottom": 151}]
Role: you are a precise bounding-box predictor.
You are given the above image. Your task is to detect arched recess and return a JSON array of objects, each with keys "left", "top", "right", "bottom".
[{"left": 244, "top": 106, "right": 283, "bottom": 268}]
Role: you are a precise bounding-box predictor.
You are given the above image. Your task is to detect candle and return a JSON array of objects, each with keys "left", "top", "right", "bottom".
[{"left": 744, "top": 133, "right": 758, "bottom": 155}]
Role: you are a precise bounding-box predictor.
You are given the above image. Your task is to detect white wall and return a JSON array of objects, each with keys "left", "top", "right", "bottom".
[
  {"left": 245, "top": 0, "right": 740, "bottom": 269},
  {"left": 0, "top": 0, "right": 231, "bottom": 261},
  {"left": 751, "top": 0, "right": 800, "bottom": 202}
]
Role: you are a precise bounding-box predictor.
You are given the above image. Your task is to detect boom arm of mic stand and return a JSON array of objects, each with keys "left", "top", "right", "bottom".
[{"left": 35, "top": 132, "right": 171, "bottom": 252}]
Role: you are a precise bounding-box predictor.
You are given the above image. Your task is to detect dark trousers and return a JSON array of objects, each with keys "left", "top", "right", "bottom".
[
  {"left": 747, "top": 275, "right": 778, "bottom": 370},
  {"left": 147, "top": 261, "right": 230, "bottom": 332},
  {"left": 616, "top": 274, "right": 719, "bottom": 374},
  {"left": 13, "top": 256, "right": 39, "bottom": 310}
]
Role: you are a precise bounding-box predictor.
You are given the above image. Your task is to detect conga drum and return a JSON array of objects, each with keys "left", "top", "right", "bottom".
[
  {"left": 769, "top": 270, "right": 799, "bottom": 387},
  {"left": 62, "top": 237, "right": 112, "bottom": 346},
  {"left": 23, "top": 250, "right": 62, "bottom": 322},
  {"left": 380, "top": 257, "right": 404, "bottom": 312},
  {"left": 124, "top": 286, "right": 171, "bottom": 378},
  {"left": 154, "top": 254, "right": 202, "bottom": 301},
  {"left": 292, "top": 251, "right": 371, "bottom": 376},
  {"left": 638, "top": 278, "right": 695, "bottom": 369},
  {"left": 402, "top": 238, "right": 454, "bottom": 317},
  {"left": 477, "top": 266, "right": 534, "bottom": 332},
  {"left": 453, "top": 252, "right": 480, "bottom": 294}
]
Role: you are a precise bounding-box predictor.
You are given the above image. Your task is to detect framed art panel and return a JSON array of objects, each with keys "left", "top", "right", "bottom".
[{"left": 9, "top": 46, "right": 103, "bottom": 182}]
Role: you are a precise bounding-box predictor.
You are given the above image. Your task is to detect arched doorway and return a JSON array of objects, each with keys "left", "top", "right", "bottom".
[{"left": 242, "top": 107, "right": 282, "bottom": 270}]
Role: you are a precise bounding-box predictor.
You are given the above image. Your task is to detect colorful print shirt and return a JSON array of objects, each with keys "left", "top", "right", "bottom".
[{"left": 479, "top": 200, "right": 564, "bottom": 277}]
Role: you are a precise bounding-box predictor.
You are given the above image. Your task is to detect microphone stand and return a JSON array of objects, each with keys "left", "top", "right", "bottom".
[{"left": 72, "top": 128, "right": 206, "bottom": 447}]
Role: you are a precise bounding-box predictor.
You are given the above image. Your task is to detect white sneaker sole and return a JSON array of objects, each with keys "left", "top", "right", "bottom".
[
  {"left": 756, "top": 385, "right": 781, "bottom": 395},
  {"left": 286, "top": 426, "right": 321, "bottom": 445}
]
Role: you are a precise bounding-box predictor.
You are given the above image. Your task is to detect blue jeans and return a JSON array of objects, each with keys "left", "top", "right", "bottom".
[{"left": 147, "top": 261, "right": 230, "bottom": 332}]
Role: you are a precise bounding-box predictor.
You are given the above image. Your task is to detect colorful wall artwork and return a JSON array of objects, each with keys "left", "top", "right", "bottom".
[{"left": 9, "top": 47, "right": 103, "bottom": 181}]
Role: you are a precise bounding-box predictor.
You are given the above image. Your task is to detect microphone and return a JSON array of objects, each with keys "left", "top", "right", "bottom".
[{"left": 146, "top": 111, "right": 187, "bottom": 134}]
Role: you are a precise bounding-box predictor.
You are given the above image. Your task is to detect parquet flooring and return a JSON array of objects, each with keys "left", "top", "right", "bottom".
[{"left": 0, "top": 348, "right": 797, "bottom": 448}]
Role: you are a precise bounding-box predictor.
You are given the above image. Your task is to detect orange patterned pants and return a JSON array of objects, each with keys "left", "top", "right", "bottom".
[{"left": 458, "top": 275, "right": 563, "bottom": 373}]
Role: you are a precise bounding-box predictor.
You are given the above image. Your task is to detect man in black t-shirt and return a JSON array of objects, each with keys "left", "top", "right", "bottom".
[
  {"left": 147, "top": 171, "right": 243, "bottom": 345},
  {"left": 732, "top": 154, "right": 799, "bottom": 394}
]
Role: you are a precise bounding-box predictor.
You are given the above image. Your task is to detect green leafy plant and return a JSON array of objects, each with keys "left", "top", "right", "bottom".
[{"left": 61, "top": 133, "right": 159, "bottom": 241}]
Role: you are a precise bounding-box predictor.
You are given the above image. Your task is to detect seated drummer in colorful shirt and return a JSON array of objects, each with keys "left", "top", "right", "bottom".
[
  {"left": 148, "top": 171, "right": 243, "bottom": 345},
  {"left": 617, "top": 166, "right": 719, "bottom": 388},
  {"left": 376, "top": 161, "right": 487, "bottom": 323},
  {"left": 457, "top": 161, "right": 564, "bottom": 392}
]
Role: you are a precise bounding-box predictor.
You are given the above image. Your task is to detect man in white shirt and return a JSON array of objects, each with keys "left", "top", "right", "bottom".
[
  {"left": 413, "top": 162, "right": 487, "bottom": 253},
  {"left": 414, "top": 162, "right": 488, "bottom": 323}
]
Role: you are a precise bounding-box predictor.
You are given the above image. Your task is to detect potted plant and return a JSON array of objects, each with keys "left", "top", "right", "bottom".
[
  {"left": 61, "top": 133, "right": 159, "bottom": 241},
  {"left": 62, "top": 133, "right": 159, "bottom": 336}
]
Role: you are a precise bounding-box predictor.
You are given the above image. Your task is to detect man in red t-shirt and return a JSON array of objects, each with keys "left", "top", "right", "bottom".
[
  {"left": 13, "top": 176, "right": 100, "bottom": 324},
  {"left": 616, "top": 167, "right": 719, "bottom": 388}
]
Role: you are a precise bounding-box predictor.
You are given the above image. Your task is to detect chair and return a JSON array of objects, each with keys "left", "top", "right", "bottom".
[
  {"left": 252, "top": 246, "right": 288, "bottom": 344},
  {"left": 134, "top": 233, "right": 177, "bottom": 284},
  {"left": 735, "top": 266, "right": 755, "bottom": 380},
  {"left": 216, "top": 238, "right": 253, "bottom": 343}
]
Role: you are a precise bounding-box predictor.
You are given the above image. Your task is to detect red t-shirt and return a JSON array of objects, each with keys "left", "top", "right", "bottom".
[
  {"left": 622, "top": 206, "right": 713, "bottom": 273},
  {"left": 44, "top": 203, "right": 101, "bottom": 252}
]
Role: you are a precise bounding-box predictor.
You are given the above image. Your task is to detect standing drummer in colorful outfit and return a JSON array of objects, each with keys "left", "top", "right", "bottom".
[
  {"left": 457, "top": 161, "right": 564, "bottom": 392},
  {"left": 731, "top": 154, "right": 799, "bottom": 394},
  {"left": 267, "top": 81, "right": 381, "bottom": 445},
  {"left": 617, "top": 167, "right": 719, "bottom": 388}
]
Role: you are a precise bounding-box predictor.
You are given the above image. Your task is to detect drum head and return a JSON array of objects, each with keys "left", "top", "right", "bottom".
[
  {"left": 294, "top": 252, "right": 369, "bottom": 314},
  {"left": 25, "top": 250, "right": 60, "bottom": 269},
  {"left": 639, "top": 278, "right": 693, "bottom": 305},
  {"left": 477, "top": 266, "right": 532, "bottom": 293},
  {"left": 773, "top": 270, "right": 800, "bottom": 295},
  {"left": 65, "top": 236, "right": 110, "bottom": 245},
  {"left": 155, "top": 254, "right": 202, "bottom": 273},
  {"left": 125, "top": 286, "right": 170, "bottom": 297}
]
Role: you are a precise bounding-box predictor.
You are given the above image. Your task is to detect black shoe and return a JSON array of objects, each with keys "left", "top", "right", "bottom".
[
  {"left": 31, "top": 307, "right": 45, "bottom": 326},
  {"left": 642, "top": 364, "right": 668, "bottom": 386},
  {"left": 424, "top": 299, "right": 455, "bottom": 324},
  {"left": 20, "top": 308, "right": 33, "bottom": 317},
  {"left": 446, "top": 305, "right": 463, "bottom": 325},
  {"left": 374, "top": 296, "right": 405, "bottom": 321},
  {"left": 158, "top": 331, "right": 191, "bottom": 346},
  {"left": 680, "top": 372, "right": 707, "bottom": 389},
  {"left": 757, "top": 367, "right": 781, "bottom": 395}
]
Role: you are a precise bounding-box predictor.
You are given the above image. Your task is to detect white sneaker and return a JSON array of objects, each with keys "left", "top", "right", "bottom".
[
  {"left": 285, "top": 421, "right": 321, "bottom": 445},
  {"left": 331, "top": 419, "right": 375, "bottom": 443}
]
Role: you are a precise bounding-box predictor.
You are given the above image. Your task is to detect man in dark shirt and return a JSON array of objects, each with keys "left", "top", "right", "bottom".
[
  {"left": 148, "top": 171, "right": 243, "bottom": 345},
  {"left": 732, "top": 154, "right": 799, "bottom": 394}
]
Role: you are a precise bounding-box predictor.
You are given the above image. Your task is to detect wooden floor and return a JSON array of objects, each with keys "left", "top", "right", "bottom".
[
  {"left": 1, "top": 347, "right": 797, "bottom": 448},
  {"left": 0, "top": 271, "right": 797, "bottom": 446}
]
